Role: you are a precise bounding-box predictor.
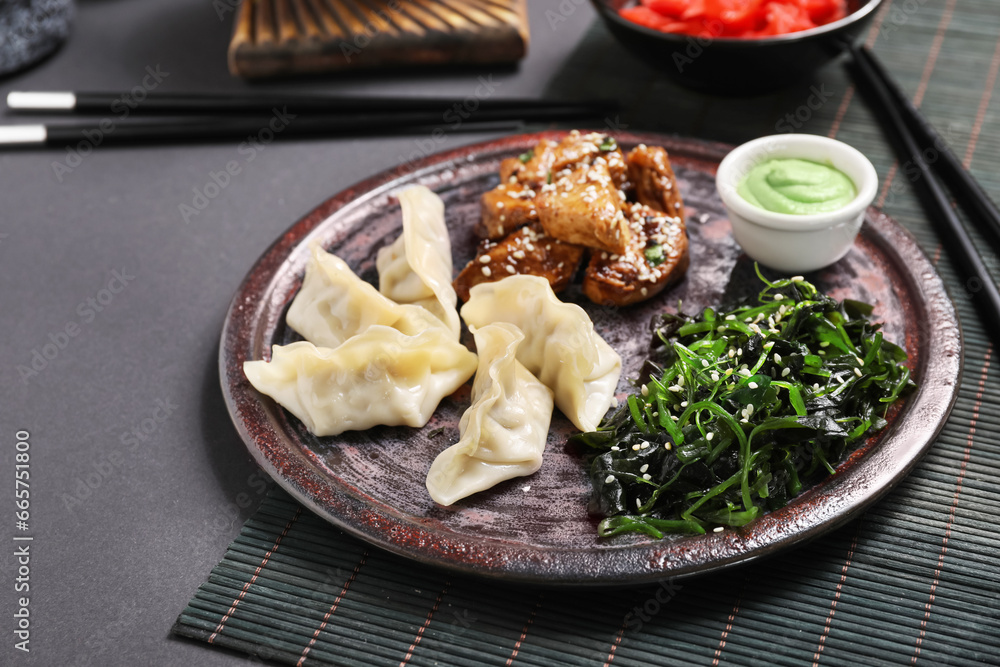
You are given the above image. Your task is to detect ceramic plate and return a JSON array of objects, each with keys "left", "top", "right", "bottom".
[{"left": 220, "top": 131, "right": 961, "bottom": 585}]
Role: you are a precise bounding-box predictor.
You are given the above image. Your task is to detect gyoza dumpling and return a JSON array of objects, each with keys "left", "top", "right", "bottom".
[
  {"left": 376, "top": 185, "right": 461, "bottom": 339},
  {"left": 243, "top": 326, "right": 477, "bottom": 436},
  {"left": 287, "top": 243, "right": 443, "bottom": 348},
  {"left": 426, "top": 323, "right": 553, "bottom": 506},
  {"left": 461, "top": 275, "right": 621, "bottom": 432}
]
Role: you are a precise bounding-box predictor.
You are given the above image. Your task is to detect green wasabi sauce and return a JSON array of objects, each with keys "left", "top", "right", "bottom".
[{"left": 738, "top": 158, "right": 856, "bottom": 215}]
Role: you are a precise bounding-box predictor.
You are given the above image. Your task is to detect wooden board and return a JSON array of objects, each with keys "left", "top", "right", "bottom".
[{"left": 228, "top": 0, "right": 529, "bottom": 79}]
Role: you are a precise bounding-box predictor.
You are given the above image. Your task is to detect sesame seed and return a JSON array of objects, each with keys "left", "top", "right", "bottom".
[
  {"left": 479, "top": 255, "right": 491, "bottom": 263},
  {"left": 497, "top": 225, "right": 504, "bottom": 235},
  {"left": 640, "top": 464, "right": 649, "bottom": 473},
  {"left": 725, "top": 314, "right": 736, "bottom": 321},
  {"left": 737, "top": 348, "right": 743, "bottom": 356},
  {"left": 605, "top": 475, "right": 615, "bottom": 484},
  {"left": 680, "top": 401, "right": 688, "bottom": 408},
  {"left": 601, "top": 252, "right": 608, "bottom": 260},
  {"left": 746, "top": 404, "right": 754, "bottom": 415},
  {"left": 668, "top": 385, "right": 682, "bottom": 392},
  {"left": 711, "top": 372, "right": 720, "bottom": 381},
  {"left": 677, "top": 376, "right": 685, "bottom": 386},
  {"left": 855, "top": 356, "right": 864, "bottom": 365},
  {"left": 713, "top": 526, "right": 725, "bottom": 533},
  {"left": 496, "top": 201, "right": 504, "bottom": 208},
  {"left": 739, "top": 369, "right": 752, "bottom": 377},
  {"left": 781, "top": 367, "right": 791, "bottom": 377},
  {"left": 505, "top": 265, "right": 516, "bottom": 274},
  {"left": 813, "top": 383, "right": 820, "bottom": 390},
  {"left": 611, "top": 446, "right": 620, "bottom": 451},
  {"left": 774, "top": 353, "right": 782, "bottom": 364},
  {"left": 481, "top": 266, "right": 492, "bottom": 277},
  {"left": 744, "top": 316, "right": 753, "bottom": 323},
  {"left": 728, "top": 349, "right": 736, "bottom": 358},
  {"left": 774, "top": 293, "right": 784, "bottom": 300},
  {"left": 513, "top": 250, "right": 526, "bottom": 259},
  {"left": 636, "top": 498, "right": 642, "bottom": 509},
  {"left": 640, "top": 441, "right": 650, "bottom": 449},
  {"left": 792, "top": 276, "right": 803, "bottom": 282},
  {"left": 665, "top": 442, "right": 672, "bottom": 450},
  {"left": 854, "top": 367, "right": 863, "bottom": 377},
  {"left": 652, "top": 412, "right": 658, "bottom": 418},
  {"left": 499, "top": 214, "right": 506, "bottom": 222},
  {"left": 701, "top": 359, "right": 709, "bottom": 367},
  {"left": 706, "top": 432, "right": 714, "bottom": 441},
  {"left": 641, "top": 384, "right": 649, "bottom": 396},
  {"left": 641, "top": 287, "right": 648, "bottom": 296},
  {"left": 820, "top": 341, "right": 830, "bottom": 348},
  {"left": 717, "top": 326, "right": 726, "bottom": 333},
  {"left": 748, "top": 382, "right": 758, "bottom": 389},
  {"left": 632, "top": 444, "right": 641, "bottom": 451},
  {"left": 642, "top": 474, "right": 652, "bottom": 481}
]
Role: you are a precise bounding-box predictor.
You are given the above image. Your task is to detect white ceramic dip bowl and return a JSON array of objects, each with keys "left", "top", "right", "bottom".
[{"left": 716, "top": 134, "right": 879, "bottom": 274}]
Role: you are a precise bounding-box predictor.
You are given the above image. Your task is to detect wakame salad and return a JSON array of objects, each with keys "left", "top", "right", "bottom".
[{"left": 572, "top": 269, "right": 914, "bottom": 538}]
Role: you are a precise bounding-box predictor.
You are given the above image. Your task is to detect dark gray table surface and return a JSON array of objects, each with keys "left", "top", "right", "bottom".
[
  {"left": 0, "top": 1, "right": 927, "bottom": 665},
  {"left": 0, "top": 2, "right": 606, "bottom": 665}
]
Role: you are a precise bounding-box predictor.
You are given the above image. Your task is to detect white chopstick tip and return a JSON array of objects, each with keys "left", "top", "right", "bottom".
[
  {"left": 7, "top": 91, "right": 76, "bottom": 111},
  {"left": 0, "top": 125, "right": 47, "bottom": 145}
]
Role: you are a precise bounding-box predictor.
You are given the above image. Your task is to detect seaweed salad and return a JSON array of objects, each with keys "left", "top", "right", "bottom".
[{"left": 572, "top": 269, "right": 914, "bottom": 538}]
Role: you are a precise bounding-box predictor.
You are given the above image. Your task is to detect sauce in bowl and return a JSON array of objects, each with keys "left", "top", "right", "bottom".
[{"left": 737, "top": 158, "right": 857, "bottom": 215}]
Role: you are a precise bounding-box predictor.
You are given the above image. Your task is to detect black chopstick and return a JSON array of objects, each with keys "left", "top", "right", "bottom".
[
  {"left": 853, "top": 45, "right": 1000, "bottom": 247},
  {"left": 0, "top": 96, "right": 619, "bottom": 150},
  {"left": 847, "top": 44, "right": 1000, "bottom": 335},
  {"left": 0, "top": 114, "right": 527, "bottom": 149},
  {"left": 6, "top": 90, "right": 619, "bottom": 116}
]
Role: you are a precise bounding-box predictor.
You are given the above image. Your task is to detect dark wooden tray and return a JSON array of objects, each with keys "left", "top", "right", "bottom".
[
  {"left": 228, "top": 0, "right": 529, "bottom": 79},
  {"left": 219, "top": 131, "right": 961, "bottom": 585}
]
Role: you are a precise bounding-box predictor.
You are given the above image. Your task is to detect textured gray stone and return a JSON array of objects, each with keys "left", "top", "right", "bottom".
[{"left": 0, "top": 0, "right": 73, "bottom": 76}]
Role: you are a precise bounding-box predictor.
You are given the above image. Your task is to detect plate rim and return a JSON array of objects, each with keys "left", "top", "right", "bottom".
[{"left": 219, "top": 130, "right": 963, "bottom": 586}]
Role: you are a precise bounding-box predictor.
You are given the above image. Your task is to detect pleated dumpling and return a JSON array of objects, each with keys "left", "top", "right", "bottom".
[
  {"left": 461, "top": 275, "right": 621, "bottom": 432},
  {"left": 376, "top": 185, "right": 461, "bottom": 339},
  {"left": 426, "top": 323, "right": 554, "bottom": 506},
  {"left": 243, "top": 326, "right": 477, "bottom": 436},
  {"left": 287, "top": 243, "right": 443, "bottom": 348}
]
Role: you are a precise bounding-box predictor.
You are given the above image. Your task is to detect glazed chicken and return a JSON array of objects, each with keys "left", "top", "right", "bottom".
[{"left": 456, "top": 131, "right": 689, "bottom": 306}]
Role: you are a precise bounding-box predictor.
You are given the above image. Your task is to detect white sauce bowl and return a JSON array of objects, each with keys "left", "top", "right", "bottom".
[{"left": 716, "top": 134, "right": 879, "bottom": 273}]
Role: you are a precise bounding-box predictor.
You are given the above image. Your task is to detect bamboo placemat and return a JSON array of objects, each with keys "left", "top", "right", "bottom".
[{"left": 175, "top": 1, "right": 1000, "bottom": 663}]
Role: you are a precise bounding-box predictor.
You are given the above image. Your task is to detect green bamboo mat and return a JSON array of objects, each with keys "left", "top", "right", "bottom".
[{"left": 175, "top": 1, "right": 1000, "bottom": 664}]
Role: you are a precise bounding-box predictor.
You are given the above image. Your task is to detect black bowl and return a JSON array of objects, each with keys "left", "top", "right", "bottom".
[{"left": 589, "top": 0, "right": 882, "bottom": 94}]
